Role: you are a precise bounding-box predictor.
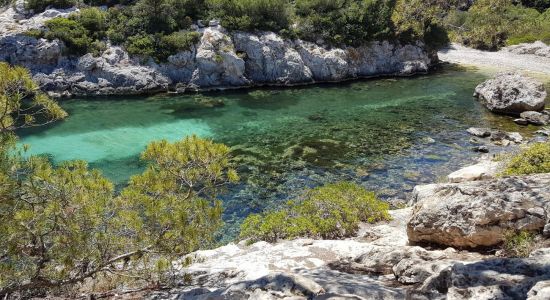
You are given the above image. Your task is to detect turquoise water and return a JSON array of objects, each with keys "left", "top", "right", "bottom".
[{"left": 18, "top": 65, "right": 541, "bottom": 238}]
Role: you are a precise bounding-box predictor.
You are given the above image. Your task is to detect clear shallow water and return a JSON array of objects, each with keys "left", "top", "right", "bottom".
[{"left": 18, "top": 65, "right": 542, "bottom": 238}]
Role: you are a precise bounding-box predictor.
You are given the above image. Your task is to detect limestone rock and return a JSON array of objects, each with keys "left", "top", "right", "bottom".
[
  {"left": 521, "top": 111, "right": 550, "bottom": 126},
  {"left": 407, "top": 173, "right": 550, "bottom": 248},
  {"left": 505, "top": 41, "right": 550, "bottom": 59},
  {"left": 474, "top": 73, "right": 547, "bottom": 115},
  {"left": 420, "top": 254, "right": 550, "bottom": 300},
  {"left": 447, "top": 160, "right": 500, "bottom": 183}
]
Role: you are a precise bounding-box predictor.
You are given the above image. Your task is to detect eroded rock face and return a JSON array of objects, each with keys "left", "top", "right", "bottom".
[
  {"left": 407, "top": 174, "right": 550, "bottom": 248},
  {"left": 474, "top": 73, "right": 547, "bottom": 115},
  {"left": 0, "top": 8, "right": 434, "bottom": 97}
]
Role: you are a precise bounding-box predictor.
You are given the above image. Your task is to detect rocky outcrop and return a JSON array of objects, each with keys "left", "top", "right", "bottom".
[
  {"left": 473, "top": 73, "right": 547, "bottom": 115},
  {"left": 0, "top": 7, "right": 434, "bottom": 97},
  {"left": 407, "top": 173, "right": 550, "bottom": 248},
  {"left": 518, "top": 111, "right": 550, "bottom": 126},
  {"left": 446, "top": 159, "right": 500, "bottom": 183},
  {"left": 504, "top": 41, "right": 550, "bottom": 59}
]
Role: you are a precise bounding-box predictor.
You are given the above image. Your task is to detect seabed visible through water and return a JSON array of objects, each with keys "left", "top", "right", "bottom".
[{"left": 18, "top": 65, "right": 547, "bottom": 238}]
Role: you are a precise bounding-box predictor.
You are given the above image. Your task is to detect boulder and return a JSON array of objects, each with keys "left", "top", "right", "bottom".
[
  {"left": 447, "top": 160, "right": 500, "bottom": 183},
  {"left": 504, "top": 41, "right": 550, "bottom": 59},
  {"left": 407, "top": 173, "right": 550, "bottom": 248},
  {"left": 521, "top": 111, "right": 550, "bottom": 126},
  {"left": 467, "top": 127, "right": 491, "bottom": 138},
  {"left": 474, "top": 73, "right": 547, "bottom": 115}
]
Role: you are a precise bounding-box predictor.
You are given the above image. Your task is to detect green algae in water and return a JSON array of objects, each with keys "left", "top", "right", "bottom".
[{"left": 17, "top": 66, "right": 544, "bottom": 239}]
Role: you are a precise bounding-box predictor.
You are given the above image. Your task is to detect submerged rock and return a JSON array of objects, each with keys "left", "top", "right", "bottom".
[
  {"left": 473, "top": 73, "right": 547, "bottom": 115},
  {"left": 407, "top": 173, "right": 550, "bottom": 248}
]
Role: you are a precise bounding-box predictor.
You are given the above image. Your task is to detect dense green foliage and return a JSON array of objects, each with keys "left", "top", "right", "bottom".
[
  {"left": 502, "top": 141, "right": 550, "bottom": 176},
  {"left": 240, "top": 182, "right": 391, "bottom": 243},
  {"left": 207, "top": 0, "right": 291, "bottom": 32},
  {"left": 444, "top": 0, "right": 550, "bottom": 49},
  {"left": 0, "top": 66, "right": 239, "bottom": 296}
]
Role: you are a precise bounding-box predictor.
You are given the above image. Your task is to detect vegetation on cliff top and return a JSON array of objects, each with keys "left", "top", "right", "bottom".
[{"left": 23, "top": 0, "right": 449, "bottom": 60}]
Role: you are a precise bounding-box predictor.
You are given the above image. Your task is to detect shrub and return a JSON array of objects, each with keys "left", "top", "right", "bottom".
[
  {"left": 502, "top": 141, "right": 550, "bottom": 176},
  {"left": 125, "top": 34, "right": 156, "bottom": 58},
  {"left": 240, "top": 182, "right": 391, "bottom": 243},
  {"left": 392, "top": 0, "right": 450, "bottom": 48},
  {"left": 207, "top": 0, "right": 291, "bottom": 32},
  {"left": 25, "top": 0, "right": 76, "bottom": 13},
  {"left": 502, "top": 230, "right": 537, "bottom": 257},
  {"left": 295, "top": 0, "right": 396, "bottom": 46},
  {"left": 44, "top": 17, "right": 94, "bottom": 55},
  {"left": 157, "top": 31, "right": 201, "bottom": 60}
]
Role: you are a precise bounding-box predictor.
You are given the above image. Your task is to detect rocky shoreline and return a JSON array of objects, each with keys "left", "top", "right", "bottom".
[
  {"left": 0, "top": 4, "right": 435, "bottom": 98},
  {"left": 140, "top": 134, "right": 550, "bottom": 300}
]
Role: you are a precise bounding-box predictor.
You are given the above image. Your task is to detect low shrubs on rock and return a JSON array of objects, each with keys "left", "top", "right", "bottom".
[
  {"left": 502, "top": 230, "right": 538, "bottom": 257},
  {"left": 240, "top": 182, "right": 391, "bottom": 243},
  {"left": 502, "top": 141, "right": 550, "bottom": 176}
]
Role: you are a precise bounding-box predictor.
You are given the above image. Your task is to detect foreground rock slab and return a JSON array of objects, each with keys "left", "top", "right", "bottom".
[
  {"left": 473, "top": 73, "right": 547, "bottom": 115},
  {"left": 408, "top": 173, "right": 550, "bottom": 248}
]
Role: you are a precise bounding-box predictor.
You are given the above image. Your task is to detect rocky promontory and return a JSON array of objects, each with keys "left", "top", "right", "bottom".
[
  {"left": 0, "top": 4, "right": 434, "bottom": 98},
  {"left": 140, "top": 148, "right": 550, "bottom": 300}
]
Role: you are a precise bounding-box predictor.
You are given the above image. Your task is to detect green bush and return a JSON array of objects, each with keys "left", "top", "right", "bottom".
[
  {"left": 295, "top": 0, "right": 396, "bottom": 46},
  {"left": 25, "top": 0, "right": 76, "bottom": 13},
  {"left": 521, "top": 0, "right": 550, "bottom": 11},
  {"left": 240, "top": 182, "right": 391, "bottom": 243},
  {"left": 502, "top": 141, "right": 550, "bottom": 176},
  {"left": 73, "top": 7, "right": 107, "bottom": 40},
  {"left": 503, "top": 230, "right": 537, "bottom": 257},
  {"left": 207, "top": 0, "right": 291, "bottom": 32},
  {"left": 44, "top": 17, "right": 94, "bottom": 55},
  {"left": 158, "top": 31, "right": 201, "bottom": 60}
]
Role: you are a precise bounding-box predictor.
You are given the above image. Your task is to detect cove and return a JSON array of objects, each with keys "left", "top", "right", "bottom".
[{"left": 17, "top": 65, "right": 539, "bottom": 238}]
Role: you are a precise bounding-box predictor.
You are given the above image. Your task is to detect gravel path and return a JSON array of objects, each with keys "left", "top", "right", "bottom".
[{"left": 438, "top": 43, "right": 550, "bottom": 75}]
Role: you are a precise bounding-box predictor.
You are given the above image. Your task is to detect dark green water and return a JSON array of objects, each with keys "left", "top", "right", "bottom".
[{"left": 18, "top": 65, "right": 541, "bottom": 238}]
